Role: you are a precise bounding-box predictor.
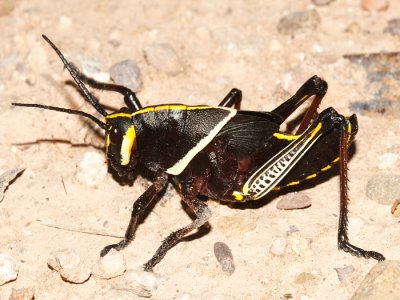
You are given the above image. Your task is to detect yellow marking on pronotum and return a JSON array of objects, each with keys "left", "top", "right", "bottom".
[
  {"left": 232, "top": 191, "right": 245, "bottom": 201},
  {"left": 306, "top": 173, "right": 317, "bottom": 180},
  {"left": 105, "top": 112, "right": 132, "bottom": 120},
  {"left": 120, "top": 125, "right": 136, "bottom": 166},
  {"left": 273, "top": 132, "right": 299, "bottom": 141},
  {"left": 321, "top": 165, "right": 332, "bottom": 171},
  {"left": 333, "top": 157, "right": 340, "bottom": 163},
  {"left": 133, "top": 104, "right": 222, "bottom": 116}
]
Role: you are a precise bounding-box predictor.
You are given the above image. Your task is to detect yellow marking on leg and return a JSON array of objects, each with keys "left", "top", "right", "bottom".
[
  {"left": 295, "top": 94, "right": 309, "bottom": 106},
  {"left": 232, "top": 191, "right": 245, "bottom": 201}
]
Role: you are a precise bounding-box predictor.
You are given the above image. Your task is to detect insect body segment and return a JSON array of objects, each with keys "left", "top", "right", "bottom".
[{"left": 12, "top": 36, "right": 385, "bottom": 272}]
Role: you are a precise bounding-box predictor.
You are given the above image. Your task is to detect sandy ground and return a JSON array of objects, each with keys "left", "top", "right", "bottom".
[{"left": 1, "top": 0, "right": 400, "bottom": 299}]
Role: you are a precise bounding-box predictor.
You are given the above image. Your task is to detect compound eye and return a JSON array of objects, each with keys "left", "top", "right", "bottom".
[{"left": 109, "top": 127, "right": 123, "bottom": 145}]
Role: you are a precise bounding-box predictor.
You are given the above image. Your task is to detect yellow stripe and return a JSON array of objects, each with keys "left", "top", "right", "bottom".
[
  {"left": 105, "top": 113, "right": 132, "bottom": 120},
  {"left": 120, "top": 125, "right": 136, "bottom": 166},
  {"left": 287, "top": 181, "right": 300, "bottom": 186},
  {"left": 133, "top": 104, "right": 217, "bottom": 116},
  {"left": 321, "top": 165, "right": 331, "bottom": 171},
  {"left": 306, "top": 173, "right": 317, "bottom": 180},
  {"left": 295, "top": 94, "right": 309, "bottom": 106}
]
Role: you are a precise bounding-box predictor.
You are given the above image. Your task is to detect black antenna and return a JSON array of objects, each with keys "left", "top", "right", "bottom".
[
  {"left": 12, "top": 103, "right": 107, "bottom": 130},
  {"left": 41, "top": 34, "right": 108, "bottom": 117}
]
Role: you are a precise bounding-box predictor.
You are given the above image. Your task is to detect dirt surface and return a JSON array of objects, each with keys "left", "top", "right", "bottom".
[{"left": 1, "top": 0, "right": 400, "bottom": 299}]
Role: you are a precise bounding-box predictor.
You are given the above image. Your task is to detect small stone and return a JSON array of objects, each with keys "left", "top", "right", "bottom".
[
  {"left": 311, "top": 0, "right": 335, "bottom": 6},
  {"left": 351, "top": 260, "right": 400, "bottom": 300},
  {"left": 47, "top": 248, "right": 91, "bottom": 284},
  {"left": 80, "top": 58, "right": 111, "bottom": 82},
  {"left": 390, "top": 198, "right": 400, "bottom": 218},
  {"left": 277, "top": 192, "right": 312, "bottom": 210},
  {"left": 361, "top": 0, "right": 389, "bottom": 11},
  {"left": 334, "top": 265, "right": 355, "bottom": 283},
  {"left": 109, "top": 60, "right": 143, "bottom": 92},
  {"left": 178, "top": 293, "right": 192, "bottom": 300},
  {"left": 345, "top": 22, "right": 362, "bottom": 34},
  {"left": 97, "top": 286, "right": 148, "bottom": 299},
  {"left": 366, "top": 173, "right": 400, "bottom": 205},
  {"left": 277, "top": 10, "right": 321, "bottom": 35},
  {"left": 294, "top": 272, "right": 316, "bottom": 284},
  {"left": 144, "top": 43, "right": 183, "bottom": 76},
  {"left": 270, "top": 237, "right": 287, "bottom": 256},
  {"left": 92, "top": 249, "right": 126, "bottom": 279},
  {"left": 9, "top": 287, "right": 35, "bottom": 300},
  {"left": 76, "top": 152, "right": 107, "bottom": 187},
  {"left": 217, "top": 213, "right": 258, "bottom": 238},
  {"left": 348, "top": 217, "right": 364, "bottom": 235},
  {"left": 125, "top": 269, "right": 158, "bottom": 292},
  {"left": 58, "top": 16, "right": 72, "bottom": 29},
  {"left": 286, "top": 232, "right": 312, "bottom": 256},
  {"left": 0, "top": 253, "right": 18, "bottom": 285},
  {"left": 384, "top": 19, "right": 400, "bottom": 37},
  {"left": 378, "top": 153, "right": 398, "bottom": 170},
  {"left": 213, "top": 242, "right": 235, "bottom": 275}
]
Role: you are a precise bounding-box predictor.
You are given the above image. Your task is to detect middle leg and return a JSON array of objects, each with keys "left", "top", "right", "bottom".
[{"left": 143, "top": 196, "right": 211, "bottom": 271}]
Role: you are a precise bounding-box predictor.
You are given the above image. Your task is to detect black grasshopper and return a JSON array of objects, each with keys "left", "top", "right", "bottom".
[{"left": 13, "top": 35, "right": 385, "bottom": 271}]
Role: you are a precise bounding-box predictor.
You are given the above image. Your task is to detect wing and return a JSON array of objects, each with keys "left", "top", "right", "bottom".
[{"left": 216, "top": 111, "right": 281, "bottom": 157}]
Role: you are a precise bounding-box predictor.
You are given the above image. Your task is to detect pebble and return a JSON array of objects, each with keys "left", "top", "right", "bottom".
[
  {"left": 348, "top": 217, "right": 364, "bottom": 235},
  {"left": 0, "top": 168, "right": 24, "bottom": 202},
  {"left": 96, "top": 287, "right": 148, "bottom": 299},
  {"left": 361, "top": 0, "right": 389, "bottom": 11},
  {"left": 384, "top": 19, "right": 400, "bottom": 37},
  {"left": 109, "top": 59, "right": 143, "bottom": 92},
  {"left": 9, "top": 287, "right": 35, "bottom": 300},
  {"left": 390, "top": 198, "right": 400, "bottom": 218},
  {"left": 366, "top": 173, "right": 400, "bottom": 205},
  {"left": 351, "top": 260, "right": 400, "bottom": 299},
  {"left": 213, "top": 242, "right": 235, "bottom": 275},
  {"left": 294, "top": 272, "right": 316, "bottom": 284},
  {"left": 286, "top": 232, "right": 312, "bottom": 256},
  {"left": 0, "top": 253, "right": 18, "bottom": 286},
  {"left": 270, "top": 237, "right": 287, "bottom": 256},
  {"left": 276, "top": 192, "right": 312, "bottom": 210},
  {"left": 79, "top": 58, "right": 111, "bottom": 82},
  {"left": 92, "top": 249, "right": 126, "bottom": 279},
  {"left": 47, "top": 248, "right": 91, "bottom": 284},
  {"left": 334, "top": 265, "right": 355, "bottom": 283},
  {"left": 217, "top": 213, "right": 258, "bottom": 238},
  {"left": 277, "top": 10, "right": 321, "bottom": 35},
  {"left": 75, "top": 151, "right": 107, "bottom": 187},
  {"left": 143, "top": 43, "right": 183, "bottom": 76},
  {"left": 125, "top": 269, "right": 159, "bottom": 292},
  {"left": 378, "top": 153, "right": 398, "bottom": 170},
  {"left": 311, "top": 0, "right": 335, "bottom": 6}
]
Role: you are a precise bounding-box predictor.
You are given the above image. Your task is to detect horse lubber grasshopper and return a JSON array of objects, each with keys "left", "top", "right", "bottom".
[{"left": 13, "top": 35, "right": 385, "bottom": 271}]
